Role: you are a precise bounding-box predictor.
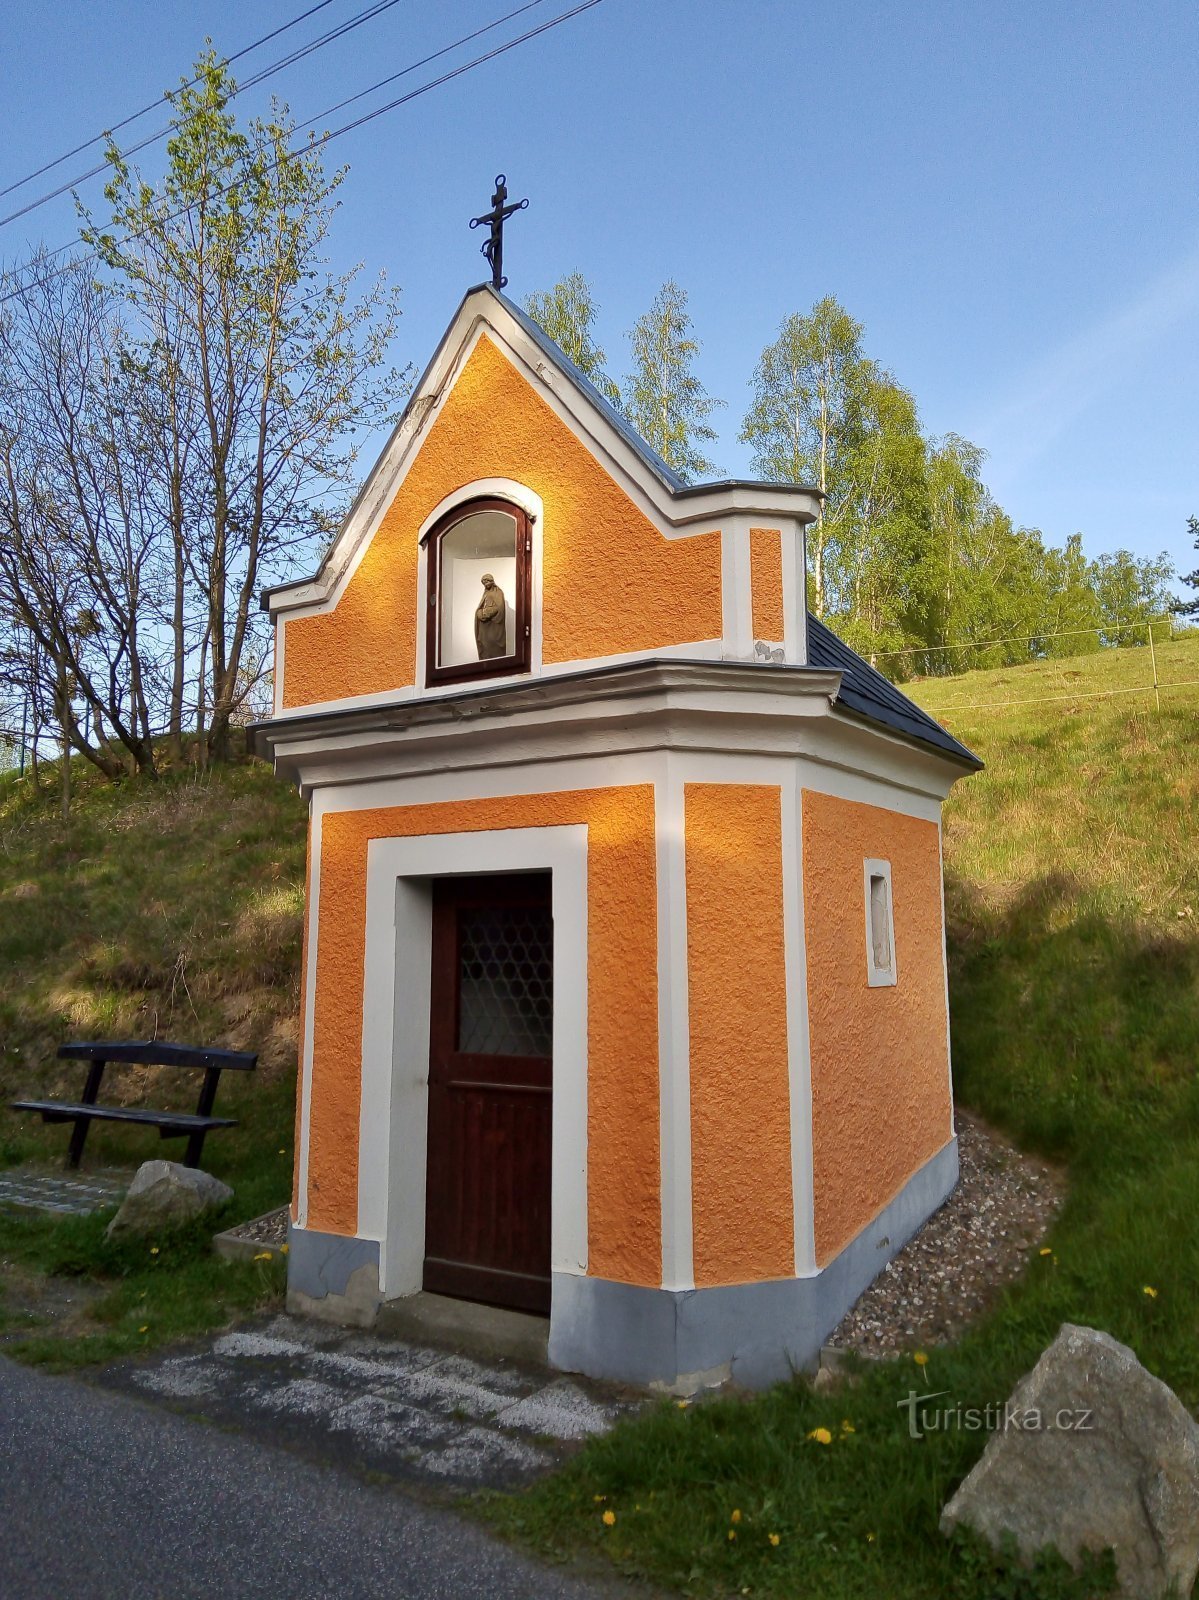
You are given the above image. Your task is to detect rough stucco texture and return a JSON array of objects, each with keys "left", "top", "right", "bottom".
[
  {"left": 685, "top": 784, "right": 795, "bottom": 1286},
  {"left": 281, "top": 335, "right": 723, "bottom": 707},
  {"left": 305, "top": 787, "right": 661, "bottom": 1287},
  {"left": 749, "top": 527, "right": 784, "bottom": 642},
  {"left": 802, "top": 789, "right": 953, "bottom": 1265}
]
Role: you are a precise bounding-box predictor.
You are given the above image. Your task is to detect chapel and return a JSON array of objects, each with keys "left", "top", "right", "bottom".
[{"left": 252, "top": 278, "right": 980, "bottom": 1389}]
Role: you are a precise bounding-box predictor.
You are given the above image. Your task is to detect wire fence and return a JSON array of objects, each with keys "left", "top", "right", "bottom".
[{"left": 894, "top": 618, "right": 1192, "bottom": 719}]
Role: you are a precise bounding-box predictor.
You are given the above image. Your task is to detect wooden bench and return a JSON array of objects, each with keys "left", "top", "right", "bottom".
[{"left": 10, "top": 1040, "right": 257, "bottom": 1169}]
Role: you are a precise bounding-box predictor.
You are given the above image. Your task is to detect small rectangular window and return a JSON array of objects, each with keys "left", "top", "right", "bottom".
[{"left": 864, "top": 858, "right": 897, "bottom": 987}]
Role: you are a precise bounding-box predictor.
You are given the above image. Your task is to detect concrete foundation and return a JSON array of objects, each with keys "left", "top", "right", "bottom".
[{"left": 286, "top": 1137, "right": 958, "bottom": 1389}]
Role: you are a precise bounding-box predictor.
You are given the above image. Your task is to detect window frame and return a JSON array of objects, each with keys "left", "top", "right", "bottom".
[
  {"left": 864, "top": 857, "right": 898, "bottom": 988},
  {"left": 423, "top": 496, "right": 532, "bottom": 688}
]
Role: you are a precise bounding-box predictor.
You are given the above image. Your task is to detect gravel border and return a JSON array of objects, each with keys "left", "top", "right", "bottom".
[
  {"left": 826, "top": 1112, "right": 1065, "bottom": 1358},
  {"left": 221, "top": 1207, "right": 288, "bottom": 1248}
]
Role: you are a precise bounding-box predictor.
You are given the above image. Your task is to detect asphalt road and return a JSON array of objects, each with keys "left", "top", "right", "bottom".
[{"left": 0, "top": 1356, "right": 630, "bottom": 1600}]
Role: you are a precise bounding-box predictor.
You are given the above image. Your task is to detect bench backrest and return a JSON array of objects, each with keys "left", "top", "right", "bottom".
[{"left": 57, "top": 1041, "right": 258, "bottom": 1072}]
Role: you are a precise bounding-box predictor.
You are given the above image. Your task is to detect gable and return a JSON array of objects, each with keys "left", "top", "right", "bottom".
[{"left": 280, "top": 333, "right": 723, "bottom": 710}]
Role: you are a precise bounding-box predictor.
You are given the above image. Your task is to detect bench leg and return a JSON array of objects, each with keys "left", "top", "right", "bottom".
[
  {"left": 66, "top": 1116, "right": 91, "bottom": 1170},
  {"left": 66, "top": 1059, "right": 105, "bottom": 1169},
  {"left": 183, "top": 1129, "right": 206, "bottom": 1169}
]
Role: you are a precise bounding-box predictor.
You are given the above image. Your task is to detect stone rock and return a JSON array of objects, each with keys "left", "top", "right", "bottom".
[
  {"left": 106, "top": 1160, "right": 233, "bottom": 1240},
  {"left": 941, "top": 1323, "right": 1199, "bottom": 1599}
]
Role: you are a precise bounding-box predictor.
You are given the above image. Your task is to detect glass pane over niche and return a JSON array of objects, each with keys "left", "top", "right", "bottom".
[{"left": 437, "top": 509, "right": 519, "bottom": 670}]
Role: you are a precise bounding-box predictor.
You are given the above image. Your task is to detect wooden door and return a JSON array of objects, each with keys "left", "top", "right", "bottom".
[{"left": 424, "top": 873, "right": 553, "bottom": 1315}]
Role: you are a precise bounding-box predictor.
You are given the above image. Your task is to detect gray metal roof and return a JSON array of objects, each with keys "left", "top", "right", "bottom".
[{"left": 806, "top": 614, "right": 981, "bottom": 768}]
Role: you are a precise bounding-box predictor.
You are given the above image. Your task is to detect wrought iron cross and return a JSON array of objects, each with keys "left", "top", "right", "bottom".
[{"left": 470, "top": 174, "right": 528, "bottom": 290}]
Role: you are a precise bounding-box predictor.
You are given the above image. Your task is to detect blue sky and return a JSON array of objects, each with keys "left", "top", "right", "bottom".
[{"left": 2, "top": 0, "right": 1195, "bottom": 578}]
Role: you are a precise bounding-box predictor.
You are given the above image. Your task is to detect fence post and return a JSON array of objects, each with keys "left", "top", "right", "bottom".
[{"left": 1147, "top": 621, "right": 1161, "bottom": 713}]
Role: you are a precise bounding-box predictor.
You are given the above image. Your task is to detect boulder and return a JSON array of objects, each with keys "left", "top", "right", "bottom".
[
  {"left": 941, "top": 1323, "right": 1199, "bottom": 1599},
  {"left": 106, "top": 1160, "right": 232, "bottom": 1240}
]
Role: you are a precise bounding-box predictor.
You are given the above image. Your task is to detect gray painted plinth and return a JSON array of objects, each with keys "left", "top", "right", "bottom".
[
  {"left": 286, "top": 1139, "right": 958, "bottom": 1391},
  {"left": 287, "top": 1223, "right": 379, "bottom": 1298},
  {"left": 551, "top": 1137, "right": 958, "bottom": 1391}
]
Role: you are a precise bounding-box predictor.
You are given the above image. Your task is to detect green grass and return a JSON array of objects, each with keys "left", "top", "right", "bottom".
[
  {"left": 0, "top": 750, "right": 306, "bottom": 1362},
  {"left": 486, "top": 635, "right": 1199, "bottom": 1598}
]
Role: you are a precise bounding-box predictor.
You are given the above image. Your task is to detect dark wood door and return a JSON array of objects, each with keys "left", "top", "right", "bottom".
[{"left": 424, "top": 873, "right": 553, "bottom": 1315}]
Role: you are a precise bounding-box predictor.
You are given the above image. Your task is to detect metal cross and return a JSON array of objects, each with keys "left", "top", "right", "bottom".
[{"left": 470, "top": 174, "right": 528, "bottom": 290}]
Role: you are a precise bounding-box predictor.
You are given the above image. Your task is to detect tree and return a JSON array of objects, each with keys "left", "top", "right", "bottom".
[
  {"left": 524, "top": 273, "right": 620, "bottom": 405},
  {"left": 0, "top": 255, "right": 161, "bottom": 779},
  {"left": 1041, "top": 532, "right": 1103, "bottom": 657},
  {"left": 1092, "top": 548, "right": 1175, "bottom": 644},
  {"left": 923, "top": 433, "right": 988, "bottom": 649},
  {"left": 624, "top": 281, "right": 722, "bottom": 481},
  {"left": 829, "top": 366, "right": 928, "bottom": 658},
  {"left": 740, "top": 298, "right": 869, "bottom": 618},
  {"left": 1173, "top": 515, "right": 1199, "bottom": 618},
  {"left": 82, "top": 52, "right": 409, "bottom": 761}
]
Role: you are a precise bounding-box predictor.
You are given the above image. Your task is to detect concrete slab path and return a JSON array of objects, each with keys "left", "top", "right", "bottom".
[
  {"left": 0, "top": 1354, "right": 643, "bottom": 1600},
  {"left": 102, "top": 1311, "right": 641, "bottom": 1493}
]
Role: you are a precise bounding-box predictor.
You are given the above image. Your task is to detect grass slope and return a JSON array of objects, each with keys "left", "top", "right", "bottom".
[
  {"left": 0, "top": 754, "right": 306, "bottom": 1363},
  {"left": 490, "top": 635, "right": 1199, "bottom": 1598}
]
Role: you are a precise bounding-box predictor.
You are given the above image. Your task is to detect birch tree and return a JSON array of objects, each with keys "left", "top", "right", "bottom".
[
  {"left": 624, "top": 281, "right": 722, "bottom": 481},
  {"left": 740, "top": 298, "right": 868, "bottom": 618},
  {"left": 524, "top": 273, "right": 621, "bottom": 406}
]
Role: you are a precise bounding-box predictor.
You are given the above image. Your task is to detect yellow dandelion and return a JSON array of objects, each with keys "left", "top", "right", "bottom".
[
  {"left": 149, "top": 1246, "right": 160, "bottom": 1256},
  {"left": 768, "top": 1532, "right": 780, "bottom": 1547},
  {"left": 1039, "top": 1247, "right": 1052, "bottom": 1257},
  {"left": 808, "top": 1426, "right": 833, "bottom": 1444},
  {"left": 601, "top": 1509, "right": 616, "bottom": 1527},
  {"left": 675, "top": 1399, "right": 689, "bottom": 1409},
  {"left": 278, "top": 1148, "right": 286, "bottom": 1155},
  {"left": 138, "top": 1324, "right": 149, "bottom": 1333},
  {"left": 867, "top": 1532, "right": 876, "bottom": 1543},
  {"left": 727, "top": 1529, "right": 737, "bottom": 1542},
  {"left": 731, "top": 1509, "right": 742, "bottom": 1524},
  {"left": 280, "top": 1244, "right": 289, "bottom": 1255},
  {"left": 253, "top": 1251, "right": 274, "bottom": 1262},
  {"left": 913, "top": 1351, "right": 928, "bottom": 1367},
  {"left": 593, "top": 1494, "right": 606, "bottom": 1503},
  {"left": 840, "top": 1419, "right": 855, "bottom": 1434},
  {"left": 1144, "top": 1285, "right": 1159, "bottom": 1298}
]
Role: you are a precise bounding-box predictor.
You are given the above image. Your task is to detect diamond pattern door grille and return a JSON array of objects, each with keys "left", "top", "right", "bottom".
[{"left": 457, "top": 905, "right": 553, "bottom": 1057}]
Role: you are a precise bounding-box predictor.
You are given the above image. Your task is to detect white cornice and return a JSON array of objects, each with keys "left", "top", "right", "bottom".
[{"left": 249, "top": 658, "right": 964, "bottom": 803}]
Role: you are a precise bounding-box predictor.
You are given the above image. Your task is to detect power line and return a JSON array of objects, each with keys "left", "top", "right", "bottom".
[
  {"left": 0, "top": 0, "right": 600, "bottom": 309},
  {"left": 0, "top": 0, "right": 341, "bottom": 204},
  {"left": 0, "top": 0, "right": 410, "bottom": 231}
]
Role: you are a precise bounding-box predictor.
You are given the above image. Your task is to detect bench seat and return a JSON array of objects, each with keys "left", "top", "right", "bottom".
[{"left": 10, "top": 1100, "right": 236, "bottom": 1134}]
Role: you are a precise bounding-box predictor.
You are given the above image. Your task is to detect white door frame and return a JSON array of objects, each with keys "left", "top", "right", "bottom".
[{"left": 357, "top": 826, "right": 589, "bottom": 1298}]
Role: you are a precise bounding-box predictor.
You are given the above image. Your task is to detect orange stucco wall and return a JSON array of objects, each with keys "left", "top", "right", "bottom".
[
  {"left": 685, "top": 784, "right": 795, "bottom": 1285},
  {"left": 802, "top": 789, "right": 952, "bottom": 1265},
  {"left": 749, "top": 527, "right": 784, "bottom": 641},
  {"left": 281, "top": 336, "right": 723, "bottom": 707},
  {"left": 305, "top": 786, "right": 661, "bottom": 1286}
]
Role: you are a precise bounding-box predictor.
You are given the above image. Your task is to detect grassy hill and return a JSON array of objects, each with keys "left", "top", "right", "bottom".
[{"left": 0, "top": 754, "right": 306, "bottom": 1362}]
